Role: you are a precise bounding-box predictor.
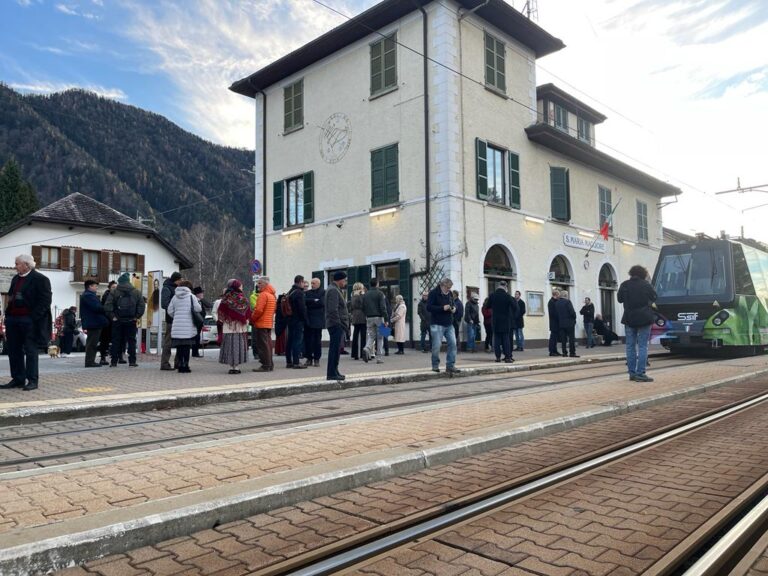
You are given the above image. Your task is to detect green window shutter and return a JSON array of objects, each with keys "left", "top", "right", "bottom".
[
  {"left": 476, "top": 138, "right": 488, "bottom": 200},
  {"left": 345, "top": 267, "right": 357, "bottom": 300},
  {"left": 294, "top": 80, "right": 303, "bottom": 127},
  {"left": 550, "top": 167, "right": 570, "bottom": 221},
  {"left": 273, "top": 180, "right": 284, "bottom": 230},
  {"left": 371, "top": 148, "right": 385, "bottom": 207},
  {"left": 357, "top": 264, "right": 372, "bottom": 288},
  {"left": 398, "top": 259, "right": 411, "bottom": 323},
  {"left": 509, "top": 152, "right": 520, "bottom": 209},
  {"left": 383, "top": 35, "right": 397, "bottom": 90},
  {"left": 312, "top": 270, "right": 324, "bottom": 289},
  {"left": 384, "top": 144, "right": 399, "bottom": 205},
  {"left": 495, "top": 38, "right": 506, "bottom": 92},
  {"left": 370, "top": 40, "right": 383, "bottom": 95},
  {"left": 303, "top": 171, "right": 314, "bottom": 223},
  {"left": 283, "top": 85, "right": 292, "bottom": 132},
  {"left": 565, "top": 169, "right": 571, "bottom": 220}
]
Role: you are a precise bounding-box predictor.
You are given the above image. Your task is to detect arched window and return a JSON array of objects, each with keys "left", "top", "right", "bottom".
[
  {"left": 484, "top": 245, "right": 516, "bottom": 279},
  {"left": 599, "top": 264, "right": 617, "bottom": 289},
  {"left": 549, "top": 256, "right": 572, "bottom": 285}
]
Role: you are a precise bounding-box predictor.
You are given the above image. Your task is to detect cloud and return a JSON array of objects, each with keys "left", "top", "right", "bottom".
[
  {"left": 119, "top": 0, "right": 373, "bottom": 148},
  {"left": 10, "top": 81, "right": 128, "bottom": 100},
  {"left": 29, "top": 43, "right": 69, "bottom": 55},
  {"left": 55, "top": 2, "right": 101, "bottom": 19}
]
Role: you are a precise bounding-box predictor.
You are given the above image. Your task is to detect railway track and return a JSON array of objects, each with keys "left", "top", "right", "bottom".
[
  {"left": 232, "top": 389, "right": 768, "bottom": 576},
  {"left": 0, "top": 357, "right": 712, "bottom": 469}
]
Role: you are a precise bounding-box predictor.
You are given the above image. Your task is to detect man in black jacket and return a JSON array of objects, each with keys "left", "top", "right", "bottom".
[
  {"left": 287, "top": 275, "right": 308, "bottom": 369},
  {"left": 556, "top": 291, "right": 578, "bottom": 357},
  {"left": 488, "top": 281, "right": 517, "bottom": 363},
  {"left": 426, "top": 278, "right": 459, "bottom": 374},
  {"left": 1, "top": 254, "right": 52, "bottom": 391},
  {"left": 513, "top": 290, "right": 526, "bottom": 351},
  {"left": 547, "top": 289, "right": 561, "bottom": 356},
  {"left": 618, "top": 265, "right": 657, "bottom": 382},
  {"left": 324, "top": 271, "right": 349, "bottom": 381},
  {"left": 362, "top": 278, "right": 388, "bottom": 364},
  {"left": 417, "top": 291, "right": 431, "bottom": 352},
  {"left": 304, "top": 277, "right": 325, "bottom": 367}
]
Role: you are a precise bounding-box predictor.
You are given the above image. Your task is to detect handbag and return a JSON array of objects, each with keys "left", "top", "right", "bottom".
[
  {"left": 379, "top": 323, "right": 392, "bottom": 338},
  {"left": 190, "top": 296, "right": 205, "bottom": 330}
]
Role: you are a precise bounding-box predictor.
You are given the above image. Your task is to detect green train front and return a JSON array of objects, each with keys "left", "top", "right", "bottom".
[{"left": 651, "top": 239, "right": 768, "bottom": 352}]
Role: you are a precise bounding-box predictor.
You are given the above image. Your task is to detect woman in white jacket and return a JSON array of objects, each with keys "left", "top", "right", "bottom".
[
  {"left": 391, "top": 294, "right": 407, "bottom": 355},
  {"left": 167, "top": 280, "right": 202, "bottom": 373}
]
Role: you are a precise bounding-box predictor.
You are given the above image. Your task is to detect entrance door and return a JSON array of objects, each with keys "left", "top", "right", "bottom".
[{"left": 600, "top": 289, "right": 615, "bottom": 332}]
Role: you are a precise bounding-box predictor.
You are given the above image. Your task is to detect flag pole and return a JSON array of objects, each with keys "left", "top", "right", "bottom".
[{"left": 586, "top": 197, "right": 622, "bottom": 258}]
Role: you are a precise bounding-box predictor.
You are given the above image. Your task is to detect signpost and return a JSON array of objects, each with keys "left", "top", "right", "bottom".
[{"left": 250, "top": 259, "right": 262, "bottom": 275}]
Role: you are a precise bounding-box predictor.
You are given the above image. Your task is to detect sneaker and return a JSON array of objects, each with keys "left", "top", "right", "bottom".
[
  {"left": 129, "top": 362, "right": 138, "bottom": 367},
  {"left": 431, "top": 367, "right": 440, "bottom": 373},
  {"left": 340, "top": 350, "right": 349, "bottom": 355},
  {"left": 504, "top": 358, "right": 514, "bottom": 363},
  {"left": 446, "top": 367, "right": 461, "bottom": 375},
  {"left": 634, "top": 373, "right": 654, "bottom": 382},
  {"left": 118, "top": 358, "right": 127, "bottom": 364},
  {"left": 362, "top": 349, "right": 370, "bottom": 363},
  {"left": 569, "top": 354, "right": 580, "bottom": 358},
  {"left": 160, "top": 364, "right": 174, "bottom": 371}
]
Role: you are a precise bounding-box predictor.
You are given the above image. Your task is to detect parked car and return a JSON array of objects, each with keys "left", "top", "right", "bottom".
[{"left": 201, "top": 315, "right": 218, "bottom": 346}]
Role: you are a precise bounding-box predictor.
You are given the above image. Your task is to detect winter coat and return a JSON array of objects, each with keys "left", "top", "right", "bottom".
[
  {"left": 580, "top": 302, "right": 595, "bottom": 324},
  {"left": 556, "top": 298, "right": 577, "bottom": 329},
  {"left": 305, "top": 287, "right": 326, "bottom": 329},
  {"left": 426, "top": 287, "right": 453, "bottom": 326},
  {"left": 362, "top": 287, "right": 388, "bottom": 318},
  {"left": 618, "top": 276, "right": 657, "bottom": 327},
  {"left": 349, "top": 293, "right": 367, "bottom": 325},
  {"left": 287, "top": 284, "right": 308, "bottom": 324},
  {"left": 417, "top": 299, "right": 430, "bottom": 331},
  {"left": 105, "top": 283, "right": 146, "bottom": 323},
  {"left": 489, "top": 288, "right": 516, "bottom": 333},
  {"left": 251, "top": 283, "right": 276, "bottom": 329},
  {"left": 167, "top": 286, "right": 202, "bottom": 340},
  {"left": 160, "top": 278, "right": 177, "bottom": 323},
  {"left": 391, "top": 302, "right": 407, "bottom": 343},
  {"left": 482, "top": 301, "right": 493, "bottom": 327},
  {"left": 547, "top": 297, "right": 560, "bottom": 331},
  {"left": 62, "top": 309, "right": 77, "bottom": 334},
  {"left": 79, "top": 290, "right": 108, "bottom": 330},
  {"left": 514, "top": 298, "right": 526, "bottom": 328},
  {"left": 452, "top": 298, "right": 464, "bottom": 326},
  {"left": 325, "top": 283, "right": 350, "bottom": 330},
  {"left": 464, "top": 300, "right": 480, "bottom": 325}
]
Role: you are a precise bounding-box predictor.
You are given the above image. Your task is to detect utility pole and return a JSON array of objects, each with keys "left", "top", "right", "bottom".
[{"left": 522, "top": 0, "right": 539, "bottom": 20}]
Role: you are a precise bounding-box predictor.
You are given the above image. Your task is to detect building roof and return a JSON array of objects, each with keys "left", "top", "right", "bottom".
[
  {"left": 0, "top": 193, "right": 193, "bottom": 269},
  {"left": 536, "top": 83, "right": 607, "bottom": 124},
  {"left": 525, "top": 122, "right": 683, "bottom": 198},
  {"left": 230, "top": 0, "right": 565, "bottom": 98}
]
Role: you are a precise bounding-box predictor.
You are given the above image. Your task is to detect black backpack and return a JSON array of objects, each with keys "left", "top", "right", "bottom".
[{"left": 116, "top": 291, "right": 136, "bottom": 321}]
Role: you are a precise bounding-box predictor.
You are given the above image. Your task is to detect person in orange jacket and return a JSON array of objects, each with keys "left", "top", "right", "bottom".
[{"left": 250, "top": 277, "right": 276, "bottom": 372}]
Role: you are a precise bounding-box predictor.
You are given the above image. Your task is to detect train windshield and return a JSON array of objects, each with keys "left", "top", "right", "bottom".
[{"left": 654, "top": 244, "right": 730, "bottom": 299}]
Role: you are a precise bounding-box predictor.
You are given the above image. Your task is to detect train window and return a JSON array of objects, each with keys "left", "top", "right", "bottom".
[
  {"left": 655, "top": 244, "right": 730, "bottom": 298},
  {"left": 732, "top": 245, "right": 756, "bottom": 296}
]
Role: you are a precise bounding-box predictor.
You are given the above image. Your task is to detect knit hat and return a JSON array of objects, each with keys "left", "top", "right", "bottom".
[
  {"left": 118, "top": 272, "right": 131, "bottom": 285},
  {"left": 333, "top": 271, "right": 347, "bottom": 281},
  {"left": 169, "top": 271, "right": 182, "bottom": 282}
]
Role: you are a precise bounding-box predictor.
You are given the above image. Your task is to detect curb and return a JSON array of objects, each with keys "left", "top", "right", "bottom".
[
  {"left": 1, "top": 364, "right": 765, "bottom": 575},
  {"left": 0, "top": 353, "right": 648, "bottom": 425}
]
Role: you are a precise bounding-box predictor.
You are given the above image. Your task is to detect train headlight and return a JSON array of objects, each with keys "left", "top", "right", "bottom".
[
  {"left": 654, "top": 313, "right": 667, "bottom": 328},
  {"left": 712, "top": 310, "right": 730, "bottom": 326},
  {"left": 713, "top": 317, "right": 722, "bottom": 326}
]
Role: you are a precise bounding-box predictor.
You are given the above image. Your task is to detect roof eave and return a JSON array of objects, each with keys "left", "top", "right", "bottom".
[
  {"left": 525, "top": 123, "right": 682, "bottom": 198},
  {"left": 536, "top": 83, "right": 607, "bottom": 124}
]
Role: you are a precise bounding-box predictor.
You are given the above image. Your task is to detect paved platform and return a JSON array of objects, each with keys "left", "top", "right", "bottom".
[
  {"left": 0, "top": 344, "right": 653, "bottom": 423},
  {"left": 0, "top": 350, "right": 765, "bottom": 573}
]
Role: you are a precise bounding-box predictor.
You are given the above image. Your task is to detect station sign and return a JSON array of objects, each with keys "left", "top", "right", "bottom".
[{"left": 563, "top": 232, "right": 606, "bottom": 253}]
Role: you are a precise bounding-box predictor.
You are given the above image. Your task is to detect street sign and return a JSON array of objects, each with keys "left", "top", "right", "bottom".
[{"left": 250, "top": 259, "right": 262, "bottom": 275}]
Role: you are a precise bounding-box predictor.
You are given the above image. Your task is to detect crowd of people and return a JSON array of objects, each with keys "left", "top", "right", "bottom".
[{"left": 2, "top": 252, "right": 658, "bottom": 389}]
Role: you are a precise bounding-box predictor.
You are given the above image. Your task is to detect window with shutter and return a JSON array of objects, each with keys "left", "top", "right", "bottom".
[
  {"left": 554, "top": 104, "right": 568, "bottom": 133},
  {"left": 370, "top": 34, "right": 397, "bottom": 96},
  {"left": 476, "top": 138, "right": 488, "bottom": 200},
  {"left": 283, "top": 79, "right": 303, "bottom": 133},
  {"left": 303, "top": 171, "right": 314, "bottom": 223},
  {"left": 550, "top": 167, "right": 570, "bottom": 221},
  {"left": 273, "top": 181, "right": 284, "bottom": 230},
  {"left": 599, "top": 186, "right": 612, "bottom": 231},
  {"left": 509, "top": 153, "right": 520, "bottom": 209},
  {"left": 637, "top": 200, "right": 649, "bottom": 243},
  {"left": 371, "top": 144, "right": 399, "bottom": 208},
  {"left": 484, "top": 32, "right": 505, "bottom": 93}
]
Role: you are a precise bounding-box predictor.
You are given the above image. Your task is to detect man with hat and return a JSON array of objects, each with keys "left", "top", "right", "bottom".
[
  {"left": 105, "top": 273, "right": 146, "bottom": 367},
  {"left": 160, "top": 271, "right": 183, "bottom": 370},
  {"left": 191, "top": 286, "right": 209, "bottom": 357},
  {"left": 324, "top": 271, "right": 349, "bottom": 381}
]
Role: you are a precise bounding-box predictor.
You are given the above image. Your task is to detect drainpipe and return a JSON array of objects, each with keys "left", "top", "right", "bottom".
[
  {"left": 252, "top": 84, "right": 267, "bottom": 276},
  {"left": 416, "top": 3, "right": 431, "bottom": 273}
]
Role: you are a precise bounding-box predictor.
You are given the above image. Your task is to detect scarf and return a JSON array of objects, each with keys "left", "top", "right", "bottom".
[{"left": 217, "top": 287, "right": 250, "bottom": 324}]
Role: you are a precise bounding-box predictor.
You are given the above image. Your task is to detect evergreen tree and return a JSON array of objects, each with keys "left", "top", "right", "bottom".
[{"left": 0, "top": 159, "right": 39, "bottom": 229}]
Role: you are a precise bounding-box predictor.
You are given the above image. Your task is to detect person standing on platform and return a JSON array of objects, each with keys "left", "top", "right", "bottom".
[
  {"left": 426, "top": 278, "right": 460, "bottom": 374},
  {"left": 167, "top": 280, "right": 202, "bottom": 373},
  {"left": 160, "top": 272, "right": 182, "bottom": 370},
  {"left": 547, "top": 289, "right": 561, "bottom": 356},
  {"left": 325, "top": 271, "right": 349, "bottom": 381},
  {"left": 391, "top": 294, "right": 407, "bottom": 355},
  {"left": 217, "top": 279, "right": 250, "bottom": 374},
  {"left": 556, "top": 290, "right": 578, "bottom": 357},
  {"left": 349, "top": 283, "right": 367, "bottom": 360},
  {"left": 482, "top": 297, "right": 493, "bottom": 352},
  {"left": 98, "top": 281, "right": 117, "bottom": 365},
  {"left": 580, "top": 297, "right": 595, "bottom": 349},
  {"left": 105, "top": 273, "right": 145, "bottom": 367},
  {"left": 286, "top": 275, "right": 308, "bottom": 369},
  {"left": 251, "top": 276, "right": 276, "bottom": 372},
  {"left": 191, "top": 286, "right": 209, "bottom": 357},
  {"left": 464, "top": 293, "right": 480, "bottom": 353},
  {"left": 304, "top": 277, "right": 325, "bottom": 367},
  {"left": 59, "top": 306, "right": 77, "bottom": 357},
  {"left": 362, "top": 278, "right": 388, "bottom": 364},
  {"left": 0, "top": 254, "right": 52, "bottom": 391},
  {"left": 417, "top": 291, "right": 431, "bottom": 352},
  {"left": 489, "top": 281, "right": 516, "bottom": 363},
  {"left": 513, "top": 290, "right": 526, "bottom": 351},
  {"left": 80, "top": 279, "right": 108, "bottom": 367},
  {"left": 618, "top": 265, "right": 657, "bottom": 382}
]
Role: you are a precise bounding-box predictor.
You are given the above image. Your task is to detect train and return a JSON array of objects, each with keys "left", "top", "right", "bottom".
[{"left": 651, "top": 237, "right": 768, "bottom": 354}]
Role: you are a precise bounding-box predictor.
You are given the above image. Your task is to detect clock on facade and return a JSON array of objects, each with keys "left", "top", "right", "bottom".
[{"left": 319, "top": 113, "right": 352, "bottom": 164}]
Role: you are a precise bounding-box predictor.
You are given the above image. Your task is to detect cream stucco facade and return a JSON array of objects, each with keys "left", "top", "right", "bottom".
[{"left": 237, "top": 0, "right": 680, "bottom": 344}]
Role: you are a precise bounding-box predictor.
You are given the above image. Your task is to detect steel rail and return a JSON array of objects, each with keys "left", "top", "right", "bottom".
[{"left": 283, "top": 391, "right": 768, "bottom": 576}]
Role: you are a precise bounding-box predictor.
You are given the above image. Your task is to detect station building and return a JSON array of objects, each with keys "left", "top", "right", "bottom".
[{"left": 231, "top": 0, "right": 682, "bottom": 344}]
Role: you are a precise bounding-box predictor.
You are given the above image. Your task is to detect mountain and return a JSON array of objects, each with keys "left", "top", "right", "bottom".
[{"left": 0, "top": 84, "right": 254, "bottom": 238}]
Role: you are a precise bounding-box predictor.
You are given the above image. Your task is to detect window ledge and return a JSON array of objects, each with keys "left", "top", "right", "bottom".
[
  {"left": 550, "top": 217, "right": 571, "bottom": 225},
  {"left": 283, "top": 224, "right": 306, "bottom": 232},
  {"left": 370, "top": 201, "right": 401, "bottom": 212},
  {"left": 282, "top": 124, "right": 304, "bottom": 136},
  {"left": 369, "top": 85, "right": 398, "bottom": 101},
  {"left": 484, "top": 85, "right": 507, "bottom": 100},
  {"left": 485, "top": 201, "right": 520, "bottom": 212}
]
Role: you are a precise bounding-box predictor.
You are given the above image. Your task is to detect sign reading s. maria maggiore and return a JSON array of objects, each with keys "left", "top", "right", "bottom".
[{"left": 563, "top": 232, "right": 607, "bottom": 253}]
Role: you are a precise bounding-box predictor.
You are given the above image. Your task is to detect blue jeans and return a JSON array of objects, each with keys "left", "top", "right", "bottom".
[
  {"left": 430, "top": 324, "right": 456, "bottom": 370},
  {"left": 625, "top": 324, "right": 651, "bottom": 376},
  {"left": 466, "top": 324, "right": 476, "bottom": 351},
  {"left": 584, "top": 323, "right": 594, "bottom": 347},
  {"left": 513, "top": 328, "right": 524, "bottom": 350}
]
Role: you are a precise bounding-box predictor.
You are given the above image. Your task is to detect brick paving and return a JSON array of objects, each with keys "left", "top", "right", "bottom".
[
  {"left": 55, "top": 378, "right": 768, "bottom": 575},
  {"left": 0, "top": 356, "right": 762, "bottom": 538}
]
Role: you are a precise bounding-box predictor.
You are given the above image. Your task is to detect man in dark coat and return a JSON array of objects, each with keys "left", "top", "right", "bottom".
[
  {"left": 547, "top": 289, "right": 561, "bottom": 356},
  {"left": 488, "top": 281, "right": 517, "bottom": 363},
  {"left": 580, "top": 297, "right": 596, "bottom": 348},
  {"left": 80, "top": 279, "right": 109, "bottom": 367},
  {"left": 452, "top": 290, "right": 464, "bottom": 352},
  {"left": 426, "top": 278, "right": 459, "bottom": 374},
  {"left": 1, "top": 253, "right": 52, "bottom": 391},
  {"left": 594, "top": 314, "right": 619, "bottom": 346},
  {"left": 513, "top": 290, "right": 526, "bottom": 351},
  {"left": 104, "top": 273, "right": 146, "bottom": 367},
  {"left": 417, "top": 291, "right": 431, "bottom": 352},
  {"left": 287, "top": 275, "right": 308, "bottom": 369},
  {"left": 618, "top": 264, "right": 657, "bottom": 382},
  {"left": 362, "top": 278, "right": 388, "bottom": 363},
  {"left": 59, "top": 306, "right": 77, "bottom": 356},
  {"left": 98, "top": 281, "right": 117, "bottom": 364},
  {"left": 304, "top": 277, "right": 326, "bottom": 367},
  {"left": 556, "top": 290, "right": 578, "bottom": 357},
  {"left": 324, "top": 271, "right": 349, "bottom": 381}
]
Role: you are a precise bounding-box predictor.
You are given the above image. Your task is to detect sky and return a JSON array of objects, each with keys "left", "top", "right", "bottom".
[{"left": 2, "top": 0, "right": 767, "bottom": 242}]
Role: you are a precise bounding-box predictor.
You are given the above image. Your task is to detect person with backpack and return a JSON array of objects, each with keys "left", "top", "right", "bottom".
[
  {"left": 160, "top": 272, "right": 182, "bottom": 370},
  {"left": 104, "top": 273, "right": 145, "bottom": 367}
]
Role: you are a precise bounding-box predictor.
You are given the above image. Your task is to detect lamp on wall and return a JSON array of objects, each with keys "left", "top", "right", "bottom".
[
  {"left": 524, "top": 216, "right": 545, "bottom": 224},
  {"left": 578, "top": 231, "right": 594, "bottom": 238},
  {"left": 281, "top": 228, "right": 302, "bottom": 237},
  {"left": 369, "top": 207, "right": 397, "bottom": 218},
  {"left": 622, "top": 239, "right": 636, "bottom": 246}
]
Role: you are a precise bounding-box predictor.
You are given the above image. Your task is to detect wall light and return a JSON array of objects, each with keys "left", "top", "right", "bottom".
[
  {"left": 281, "top": 228, "right": 303, "bottom": 237},
  {"left": 578, "top": 231, "right": 595, "bottom": 238},
  {"left": 524, "top": 216, "right": 545, "bottom": 224},
  {"left": 622, "top": 239, "right": 636, "bottom": 246},
  {"left": 369, "top": 207, "right": 397, "bottom": 218}
]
